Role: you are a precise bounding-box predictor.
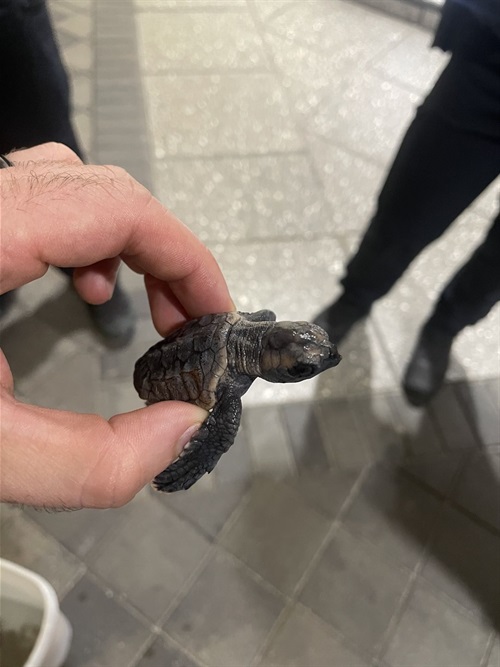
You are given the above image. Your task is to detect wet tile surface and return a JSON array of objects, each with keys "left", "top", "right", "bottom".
[
  {"left": 166, "top": 549, "right": 284, "bottom": 666},
  {"left": 2, "top": 1, "right": 498, "bottom": 666},
  {"left": 384, "top": 580, "right": 491, "bottom": 667},
  {"left": 421, "top": 507, "right": 500, "bottom": 625},
  {"left": 85, "top": 494, "right": 211, "bottom": 621},
  {"left": 143, "top": 73, "right": 304, "bottom": 157},
  {"left": 220, "top": 478, "right": 331, "bottom": 595},
  {"left": 137, "top": 12, "right": 267, "bottom": 72},
  {"left": 259, "top": 603, "right": 370, "bottom": 667},
  {"left": 300, "top": 527, "right": 410, "bottom": 652},
  {"left": 61, "top": 574, "right": 150, "bottom": 667}
]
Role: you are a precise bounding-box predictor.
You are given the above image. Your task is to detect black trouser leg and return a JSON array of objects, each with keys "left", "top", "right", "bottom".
[
  {"left": 340, "top": 53, "right": 500, "bottom": 311},
  {"left": 0, "top": 0, "right": 83, "bottom": 158},
  {"left": 429, "top": 211, "right": 500, "bottom": 335}
]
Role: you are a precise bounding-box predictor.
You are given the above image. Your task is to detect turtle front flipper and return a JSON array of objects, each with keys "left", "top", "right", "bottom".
[{"left": 153, "top": 390, "right": 242, "bottom": 492}]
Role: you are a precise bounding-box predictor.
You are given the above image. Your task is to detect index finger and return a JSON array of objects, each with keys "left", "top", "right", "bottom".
[{"left": 1, "top": 158, "right": 235, "bottom": 321}]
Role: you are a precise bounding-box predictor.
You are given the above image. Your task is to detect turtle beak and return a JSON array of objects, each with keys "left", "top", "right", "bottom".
[{"left": 325, "top": 341, "right": 341, "bottom": 367}]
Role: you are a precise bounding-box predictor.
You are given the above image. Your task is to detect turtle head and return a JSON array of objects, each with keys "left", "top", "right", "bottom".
[{"left": 259, "top": 321, "right": 341, "bottom": 383}]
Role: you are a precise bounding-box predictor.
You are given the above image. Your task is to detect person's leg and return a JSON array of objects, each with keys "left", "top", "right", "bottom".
[
  {"left": 0, "top": 1, "right": 136, "bottom": 344},
  {"left": 315, "top": 50, "right": 500, "bottom": 343},
  {"left": 403, "top": 210, "right": 500, "bottom": 405},
  {"left": 0, "top": 0, "right": 83, "bottom": 156}
]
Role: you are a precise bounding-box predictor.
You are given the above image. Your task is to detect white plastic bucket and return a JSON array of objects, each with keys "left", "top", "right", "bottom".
[{"left": 0, "top": 558, "right": 72, "bottom": 667}]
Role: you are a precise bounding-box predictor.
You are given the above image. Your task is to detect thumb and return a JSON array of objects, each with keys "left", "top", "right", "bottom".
[{"left": 0, "top": 396, "right": 207, "bottom": 509}]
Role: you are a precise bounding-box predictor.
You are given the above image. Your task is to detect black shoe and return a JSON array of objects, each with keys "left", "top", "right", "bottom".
[
  {"left": 87, "top": 282, "right": 136, "bottom": 347},
  {"left": 313, "top": 296, "right": 370, "bottom": 344},
  {"left": 403, "top": 322, "right": 454, "bottom": 407}
]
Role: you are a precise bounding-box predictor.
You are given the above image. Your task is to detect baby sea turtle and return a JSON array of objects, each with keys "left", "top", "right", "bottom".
[{"left": 134, "top": 310, "right": 341, "bottom": 492}]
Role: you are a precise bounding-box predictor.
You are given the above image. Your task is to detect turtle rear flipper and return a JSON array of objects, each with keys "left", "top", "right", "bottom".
[{"left": 153, "top": 391, "right": 242, "bottom": 492}]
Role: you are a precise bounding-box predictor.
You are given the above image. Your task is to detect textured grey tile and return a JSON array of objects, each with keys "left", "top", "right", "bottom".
[
  {"left": 421, "top": 507, "right": 500, "bottom": 624},
  {"left": 137, "top": 12, "right": 267, "bottom": 72},
  {"left": 300, "top": 527, "right": 410, "bottom": 653},
  {"left": 220, "top": 478, "right": 331, "bottom": 595},
  {"left": 456, "top": 380, "right": 500, "bottom": 447},
  {"left": 86, "top": 493, "right": 210, "bottom": 621},
  {"left": 387, "top": 393, "right": 444, "bottom": 456},
  {"left": 153, "top": 154, "right": 333, "bottom": 244},
  {"left": 24, "top": 506, "right": 118, "bottom": 559},
  {"left": 152, "top": 477, "right": 248, "bottom": 540},
  {"left": 310, "top": 140, "right": 384, "bottom": 234},
  {"left": 474, "top": 177, "right": 500, "bottom": 221},
  {"left": 290, "top": 69, "right": 419, "bottom": 164},
  {"left": 398, "top": 450, "right": 465, "bottom": 497},
  {"left": 384, "top": 580, "right": 490, "bottom": 667},
  {"left": 100, "top": 317, "right": 159, "bottom": 381},
  {"left": 166, "top": 550, "right": 284, "bottom": 667},
  {"left": 0, "top": 512, "right": 84, "bottom": 597},
  {"left": 373, "top": 28, "right": 447, "bottom": 92},
  {"left": 244, "top": 405, "right": 295, "bottom": 477},
  {"left": 57, "top": 12, "right": 92, "bottom": 39},
  {"left": 281, "top": 402, "right": 329, "bottom": 472},
  {"left": 487, "top": 639, "right": 500, "bottom": 667},
  {"left": 260, "top": 603, "right": 369, "bottom": 667},
  {"left": 212, "top": 428, "right": 254, "bottom": 485},
  {"left": 0, "top": 311, "right": 78, "bottom": 399},
  {"left": 287, "top": 469, "right": 360, "bottom": 519},
  {"left": 61, "top": 574, "right": 150, "bottom": 667},
  {"left": 135, "top": 635, "right": 200, "bottom": 667},
  {"left": 317, "top": 398, "right": 371, "bottom": 470},
  {"left": 135, "top": 0, "right": 246, "bottom": 6},
  {"left": 143, "top": 73, "right": 303, "bottom": 157},
  {"left": 316, "top": 318, "right": 399, "bottom": 398},
  {"left": 431, "top": 385, "right": 479, "bottom": 450},
  {"left": 61, "top": 41, "right": 93, "bottom": 72},
  {"left": 25, "top": 348, "right": 101, "bottom": 413},
  {"left": 72, "top": 74, "right": 93, "bottom": 109},
  {"left": 250, "top": 0, "right": 294, "bottom": 20},
  {"left": 266, "top": 1, "right": 406, "bottom": 60},
  {"left": 342, "top": 465, "right": 443, "bottom": 569},
  {"left": 350, "top": 393, "right": 408, "bottom": 462},
  {"left": 451, "top": 448, "right": 500, "bottom": 532},
  {"left": 211, "top": 237, "right": 348, "bottom": 329},
  {"left": 450, "top": 305, "right": 500, "bottom": 383}
]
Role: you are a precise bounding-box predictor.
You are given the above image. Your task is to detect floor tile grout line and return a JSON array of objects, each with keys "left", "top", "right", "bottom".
[
  {"left": 373, "top": 452, "right": 489, "bottom": 662},
  {"left": 250, "top": 464, "right": 371, "bottom": 667},
  {"left": 373, "top": 497, "right": 449, "bottom": 662},
  {"left": 480, "top": 631, "right": 498, "bottom": 667},
  {"left": 127, "top": 624, "right": 206, "bottom": 667},
  {"left": 246, "top": 0, "right": 430, "bottom": 173},
  {"left": 77, "top": 567, "right": 158, "bottom": 631},
  {"left": 245, "top": 0, "right": 339, "bottom": 204},
  {"left": 138, "top": 66, "right": 272, "bottom": 77},
  {"left": 133, "top": 5, "right": 251, "bottom": 14}
]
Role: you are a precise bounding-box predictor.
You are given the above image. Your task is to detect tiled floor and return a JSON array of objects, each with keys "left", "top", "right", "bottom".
[{"left": 1, "top": 1, "right": 500, "bottom": 666}]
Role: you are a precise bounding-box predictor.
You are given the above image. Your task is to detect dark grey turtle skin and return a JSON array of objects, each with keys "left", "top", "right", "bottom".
[{"left": 134, "top": 310, "right": 341, "bottom": 492}]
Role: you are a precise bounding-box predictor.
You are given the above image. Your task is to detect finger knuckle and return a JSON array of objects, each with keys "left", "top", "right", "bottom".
[{"left": 44, "top": 142, "right": 81, "bottom": 162}]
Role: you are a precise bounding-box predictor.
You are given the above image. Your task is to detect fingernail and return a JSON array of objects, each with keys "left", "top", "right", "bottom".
[{"left": 175, "top": 423, "right": 202, "bottom": 457}]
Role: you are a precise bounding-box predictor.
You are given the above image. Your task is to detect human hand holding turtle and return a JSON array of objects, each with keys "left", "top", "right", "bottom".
[
  {"left": 0, "top": 143, "right": 234, "bottom": 509},
  {"left": 1, "top": 143, "right": 340, "bottom": 508}
]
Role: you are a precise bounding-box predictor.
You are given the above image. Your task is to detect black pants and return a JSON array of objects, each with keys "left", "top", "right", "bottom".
[
  {"left": 342, "top": 36, "right": 500, "bottom": 336},
  {"left": 0, "top": 0, "right": 82, "bottom": 157}
]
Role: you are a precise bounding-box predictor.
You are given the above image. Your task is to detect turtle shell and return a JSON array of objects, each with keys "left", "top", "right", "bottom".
[{"left": 133, "top": 312, "right": 241, "bottom": 411}]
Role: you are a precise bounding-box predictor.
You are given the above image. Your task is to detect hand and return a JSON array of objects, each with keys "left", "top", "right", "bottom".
[{"left": 0, "top": 143, "right": 234, "bottom": 509}]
